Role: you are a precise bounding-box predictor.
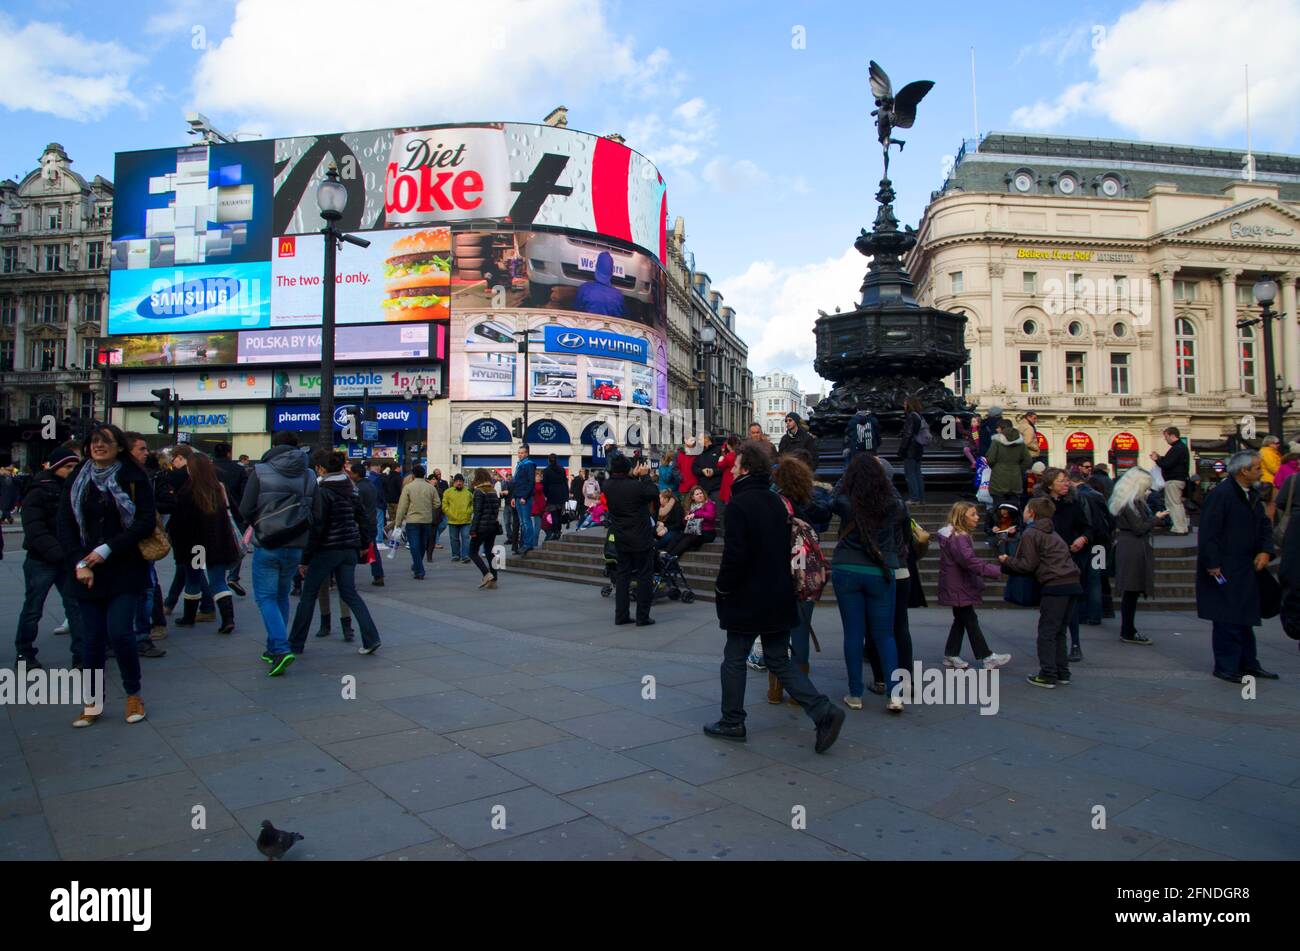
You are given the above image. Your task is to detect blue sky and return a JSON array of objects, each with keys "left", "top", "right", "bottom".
[{"left": 3, "top": 0, "right": 1297, "bottom": 389}]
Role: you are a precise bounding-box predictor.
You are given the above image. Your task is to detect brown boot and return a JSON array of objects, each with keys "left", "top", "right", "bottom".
[
  {"left": 788, "top": 663, "right": 809, "bottom": 706},
  {"left": 767, "top": 671, "right": 784, "bottom": 704}
]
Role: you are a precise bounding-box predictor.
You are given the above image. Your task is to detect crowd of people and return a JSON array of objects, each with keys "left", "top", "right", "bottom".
[{"left": 7, "top": 412, "right": 1298, "bottom": 750}]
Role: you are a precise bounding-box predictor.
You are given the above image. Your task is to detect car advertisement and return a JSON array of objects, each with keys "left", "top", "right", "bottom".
[
  {"left": 272, "top": 123, "right": 666, "bottom": 263},
  {"left": 237, "top": 322, "right": 439, "bottom": 364},
  {"left": 111, "top": 140, "right": 275, "bottom": 270},
  {"left": 107, "top": 262, "right": 271, "bottom": 334},
  {"left": 451, "top": 309, "right": 668, "bottom": 412},
  {"left": 109, "top": 331, "right": 239, "bottom": 368},
  {"left": 449, "top": 227, "right": 666, "bottom": 332},
  {"left": 270, "top": 228, "right": 451, "bottom": 325}
]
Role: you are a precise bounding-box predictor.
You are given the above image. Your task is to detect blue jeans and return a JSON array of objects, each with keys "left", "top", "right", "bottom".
[
  {"left": 252, "top": 546, "right": 303, "bottom": 656},
  {"left": 1069, "top": 558, "right": 1091, "bottom": 644},
  {"left": 288, "top": 549, "right": 381, "bottom": 653},
  {"left": 406, "top": 522, "right": 431, "bottom": 576},
  {"left": 448, "top": 523, "right": 471, "bottom": 559},
  {"left": 372, "top": 506, "right": 386, "bottom": 579},
  {"left": 832, "top": 567, "right": 898, "bottom": 697},
  {"left": 185, "top": 563, "right": 232, "bottom": 600},
  {"left": 432, "top": 514, "right": 447, "bottom": 549},
  {"left": 81, "top": 591, "right": 142, "bottom": 696},
  {"left": 1082, "top": 557, "right": 1103, "bottom": 624},
  {"left": 904, "top": 457, "right": 925, "bottom": 502},
  {"left": 15, "top": 557, "right": 85, "bottom": 663},
  {"left": 514, "top": 498, "right": 537, "bottom": 550},
  {"left": 1211, "top": 622, "right": 1258, "bottom": 677}
]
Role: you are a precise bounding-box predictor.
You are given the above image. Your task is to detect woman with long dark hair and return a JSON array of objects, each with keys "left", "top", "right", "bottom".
[
  {"left": 468, "top": 467, "right": 502, "bottom": 589},
  {"left": 1034, "top": 467, "right": 1093, "bottom": 661},
  {"left": 167, "top": 449, "right": 240, "bottom": 633},
  {"left": 58, "top": 425, "right": 157, "bottom": 727},
  {"left": 830, "top": 453, "right": 905, "bottom": 712},
  {"left": 770, "top": 454, "right": 831, "bottom": 704},
  {"left": 898, "top": 396, "right": 928, "bottom": 503}
]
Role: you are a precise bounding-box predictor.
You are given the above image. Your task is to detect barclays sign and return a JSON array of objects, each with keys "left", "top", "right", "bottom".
[{"left": 543, "top": 325, "right": 648, "bottom": 364}]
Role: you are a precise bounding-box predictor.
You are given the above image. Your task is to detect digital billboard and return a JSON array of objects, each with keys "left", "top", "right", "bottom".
[
  {"left": 452, "top": 310, "right": 668, "bottom": 412},
  {"left": 109, "top": 323, "right": 437, "bottom": 368},
  {"left": 270, "top": 228, "right": 450, "bottom": 325},
  {"left": 273, "top": 123, "right": 666, "bottom": 262}
]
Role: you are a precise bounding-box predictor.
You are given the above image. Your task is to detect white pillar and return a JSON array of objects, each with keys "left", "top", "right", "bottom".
[
  {"left": 1157, "top": 268, "right": 1176, "bottom": 393},
  {"left": 1280, "top": 273, "right": 1298, "bottom": 394},
  {"left": 65, "top": 291, "right": 78, "bottom": 367},
  {"left": 989, "top": 263, "right": 1006, "bottom": 392},
  {"left": 1220, "top": 269, "right": 1240, "bottom": 394},
  {"left": 13, "top": 295, "right": 26, "bottom": 370}
]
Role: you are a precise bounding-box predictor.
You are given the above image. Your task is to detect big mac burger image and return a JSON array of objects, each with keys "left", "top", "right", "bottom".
[{"left": 382, "top": 227, "right": 451, "bottom": 320}]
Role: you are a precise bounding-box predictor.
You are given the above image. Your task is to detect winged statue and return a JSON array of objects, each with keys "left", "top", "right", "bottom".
[{"left": 869, "top": 61, "right": 934, "bottom": 179}]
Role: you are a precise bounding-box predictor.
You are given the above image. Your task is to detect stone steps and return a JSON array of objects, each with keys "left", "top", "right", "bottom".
[{"left": 510, "top": 532, "right": 1201, "bottom": 610}]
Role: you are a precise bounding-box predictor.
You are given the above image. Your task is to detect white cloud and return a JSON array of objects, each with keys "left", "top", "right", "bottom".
[
  {"left": 714, "top": 248, "right": 866, "bottom": 391},
  {"left": 144, "top": 0, "right": 213, "bottom": 35},
  {"left": 624, "top": 96, "right": 719, "bottom": 172},
  {"left": 1013, "top": 23, "right": 1092, "bottom": 68},
  {"left": 0, "top": 15, "right": 143, "bottom": 121},
  {"left": 1011, "top": 0, "right": 1300, "bottom": 142},
  {"left": 191, "top": 0, "right": 657, "bottom": 132},
  {"left": 702, "top": 157, "right": 768, "bottom": 192}
]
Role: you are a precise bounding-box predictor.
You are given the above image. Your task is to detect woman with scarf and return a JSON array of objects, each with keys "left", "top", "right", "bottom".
[
  {"left": 58, "top": 425, "right": 158, "bottom": 728},
  {"left": 167, "top": 448, "right": 240, "bottom": 634},
  {"left": 1110, "top": 467, "right": 1167, "bottom": 646},
  {"left": 1033, "top": 467, "right": 1094, "bottom": 662},
  {"left": 655, "top": 489, "right": 687, "bottom": 551}
]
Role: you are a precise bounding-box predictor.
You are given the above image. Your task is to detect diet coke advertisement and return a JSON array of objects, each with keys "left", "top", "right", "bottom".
[{"left": 384, "top": 126, "right": 512, "bottom": 224}]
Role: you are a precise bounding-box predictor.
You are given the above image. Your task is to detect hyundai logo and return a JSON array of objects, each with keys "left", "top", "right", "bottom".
[{"left": 555, "top": 332, "right": 585, "bottom": 350}]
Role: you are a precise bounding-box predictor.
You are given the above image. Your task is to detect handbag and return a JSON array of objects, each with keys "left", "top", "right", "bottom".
[
  {"left": 1004, "top": 574, "right": 1041, "bottom": 607},
  {"left": 684, "top": 517, "right": 703, "bottom": 536},
  {"left": 1257, "top": 567, "right": 1282, "bottom": 620},
  {"left": 128, "top": 482, "right": 171, "bottom": 562},
  {"left": 910, "top": 518, "right": 931, "bottom": 560}
]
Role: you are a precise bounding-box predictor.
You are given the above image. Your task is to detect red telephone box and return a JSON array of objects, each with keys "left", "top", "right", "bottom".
[{"left": 1109, "top": 432, "right": 1140, "bottom": 473}]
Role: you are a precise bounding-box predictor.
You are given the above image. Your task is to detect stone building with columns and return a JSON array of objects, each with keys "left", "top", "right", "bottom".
[
  {"left": 907, "top": 133, "right": 1300, "bottom": 471},
  {"left": 0, "top": 144, "right": 112, "bottom": 467}
]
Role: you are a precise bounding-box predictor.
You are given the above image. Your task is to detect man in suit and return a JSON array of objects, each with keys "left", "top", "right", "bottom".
[
  {"left": 1196, "top": 450, "right": 1277, "bottom": 683},
  {"left": 1152, "top": 427, "right": 1191, "bottom": 535}
]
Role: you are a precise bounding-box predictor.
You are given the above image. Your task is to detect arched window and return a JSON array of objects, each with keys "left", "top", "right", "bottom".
[
  {"left": 1238, "top": 325, "right": 1256, "bottom": 395},
  {"left": 1175, "top": 317, "right": 1197, "bottom": 394}
]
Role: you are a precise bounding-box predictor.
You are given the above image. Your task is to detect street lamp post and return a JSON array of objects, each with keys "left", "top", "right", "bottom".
[
  {"left": 403, "top": 381, "right": 438, "bottom": 470},
  {"left": 316, "top": 167, "right": 370, "bottom": 450},
  {"left": 700, "top": 323, "right": 716, "bottom": 436},
  {"left": 1241, "top": 274, "right": 1283, "bottom": 439},
  {"left": 513, "top": 328, "right": 531, "bottom": 444}
]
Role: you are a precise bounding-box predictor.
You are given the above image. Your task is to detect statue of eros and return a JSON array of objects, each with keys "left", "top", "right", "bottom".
[{"left": 869, "top": 61, "right": 934, "bottom": 180}]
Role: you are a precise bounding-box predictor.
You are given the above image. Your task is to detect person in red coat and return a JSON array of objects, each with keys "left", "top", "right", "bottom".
[
  {"left": 936, "top": 500, "right": 1012, "bottom": 670},
  {"left": 718, "top": 435, "right": 740, "bottom": 503},
  {"left": 676, "top": 437, "right": 700, "bottom": 501}
]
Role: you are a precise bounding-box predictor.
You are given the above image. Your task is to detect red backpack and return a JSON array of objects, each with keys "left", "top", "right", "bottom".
[{"left": 782, "top": 497, "right": 829, "bottom": 601}]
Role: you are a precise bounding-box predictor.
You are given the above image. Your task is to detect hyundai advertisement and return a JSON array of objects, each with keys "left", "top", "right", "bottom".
[{"left": 451, "top": 310, "right": 668, "bottom": 412}]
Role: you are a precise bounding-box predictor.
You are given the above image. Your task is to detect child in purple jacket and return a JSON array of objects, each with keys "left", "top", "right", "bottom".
[{"left": 937, "top": 501, "right": 1013, "bottom": 671}]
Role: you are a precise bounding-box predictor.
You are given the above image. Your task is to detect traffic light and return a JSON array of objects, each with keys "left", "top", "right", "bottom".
[
  {"left": 511, "top": 417, "right": 523, "bottom": 439},
  {"left": 150, "top": 388, "right": 173, "bottom": 435}
]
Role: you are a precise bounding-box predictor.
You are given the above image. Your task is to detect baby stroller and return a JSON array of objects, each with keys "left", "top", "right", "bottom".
[{"left": 599, "top": 526, "right": 696, "bottom": 603}]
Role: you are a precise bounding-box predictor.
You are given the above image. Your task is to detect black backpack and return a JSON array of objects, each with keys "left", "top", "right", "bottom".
[{"left": 252, "top": 466, "right": 315, "bottom": 549}]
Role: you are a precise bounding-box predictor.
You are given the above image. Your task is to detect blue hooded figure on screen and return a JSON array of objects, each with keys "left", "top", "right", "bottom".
[{"left": 574, "top": 251, "right": 625, "bottom": 317}]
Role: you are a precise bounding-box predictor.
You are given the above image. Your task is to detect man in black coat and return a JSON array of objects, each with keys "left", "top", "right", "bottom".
[
  {"left": 704, "top": 442, "right": 845, "bottom": 753},
  {"left": 14, "top": 448, "right": 84, "bottom": 668},
  {"left": 1197, "top": 450, "right": 1277, "bottom": 683},
  {"left": 1152, "top": 427, "right": 1191, "bottom": 535},
  {"left": 570, "top": 469, "right": 587, "bottom": 524},
  {"left": 541, "top": 454, "right": 569, "bottom": 540},
  {"left": 602, "top": 454, "right": 659, "bottom": 626},
  {"left": 212, "top": 442, "right": 250, "bottom": 595},
  {"left": 692, "top": 435, "right": 724, "bottom": 500},
  {"left": 349, "top": 462, "right": 384, "bottom": 586},
  {"left": 778, "top": 412, "right": 818, "bottom": 459}
]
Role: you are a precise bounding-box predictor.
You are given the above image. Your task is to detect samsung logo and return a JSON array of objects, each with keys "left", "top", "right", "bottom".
[{"left": 138, "top": 276, "right": 259, "bottom": 319}]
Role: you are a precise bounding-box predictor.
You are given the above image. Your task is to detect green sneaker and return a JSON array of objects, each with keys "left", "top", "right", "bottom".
[
  {"left": 1026, "top": 673, "right": 1057, "bottom": 689},
  {"left": 267, "top": 653, "right": 296, "bottom": 677},
  {"left": 260, "top": 651, "right": 274, "bottom": 664}
]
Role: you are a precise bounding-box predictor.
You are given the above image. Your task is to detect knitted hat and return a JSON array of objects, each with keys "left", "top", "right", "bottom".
[
  {"left": 47, "top": 447, "right": 79, "bottom": 468},
  {"left": 988, "top": 406, "right": 1004, "bottom": 417}
]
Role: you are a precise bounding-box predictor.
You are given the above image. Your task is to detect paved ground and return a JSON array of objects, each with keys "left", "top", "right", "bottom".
[{"left": 2, "top": 531, "right": 1298, "bottom": 861}]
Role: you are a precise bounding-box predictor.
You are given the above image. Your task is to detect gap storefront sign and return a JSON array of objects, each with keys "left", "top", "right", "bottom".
[
  {"left": 542, "top": 326, "right": 648, "bottom": 364},
  {"left": 271, "top": 402, "right": 428, "bottom": 431}
]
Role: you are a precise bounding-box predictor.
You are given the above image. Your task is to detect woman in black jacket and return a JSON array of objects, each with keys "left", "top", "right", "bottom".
[
  {"left": 286, "top": 450, "right": 381, "bottom": 660},
  {"left": 654, "top": 489, "right": 686, "bottom": 551},
  {"left": 897, "top": 396, "right": 928, "bottom": 504},
  {"left": 167, "top": 450, "right": 240, "bottom": 633},
  {"left": 1034, "top": 467, "right": 1093, "bottom": 661},
  {"left": 57, "top": 425, "right": 157, "bottom": 727},
  {"left": 469, "top": 468, "right": 503, "bottom": 589}
]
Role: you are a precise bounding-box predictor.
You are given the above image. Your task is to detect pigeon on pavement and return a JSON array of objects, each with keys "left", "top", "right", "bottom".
[{"left": 257, "top": 820, "right": 304, "bottom": 861}]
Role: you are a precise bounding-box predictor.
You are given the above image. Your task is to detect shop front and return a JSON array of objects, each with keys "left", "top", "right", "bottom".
[
  {"left": 118, "top": 404, "right": 269, "bottom": 457},
  {"left": 459, "top": 417, "right": 513, "bottom": 470},
  {"left": 269, "top": 401, "right": 429, "bottom": 468},
  {"left": 1064, "top": 432, "right": 1094, "bottom": 469},
  {"left": 1110, "top": 432, "right": 1141, "bottom": 473}
]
